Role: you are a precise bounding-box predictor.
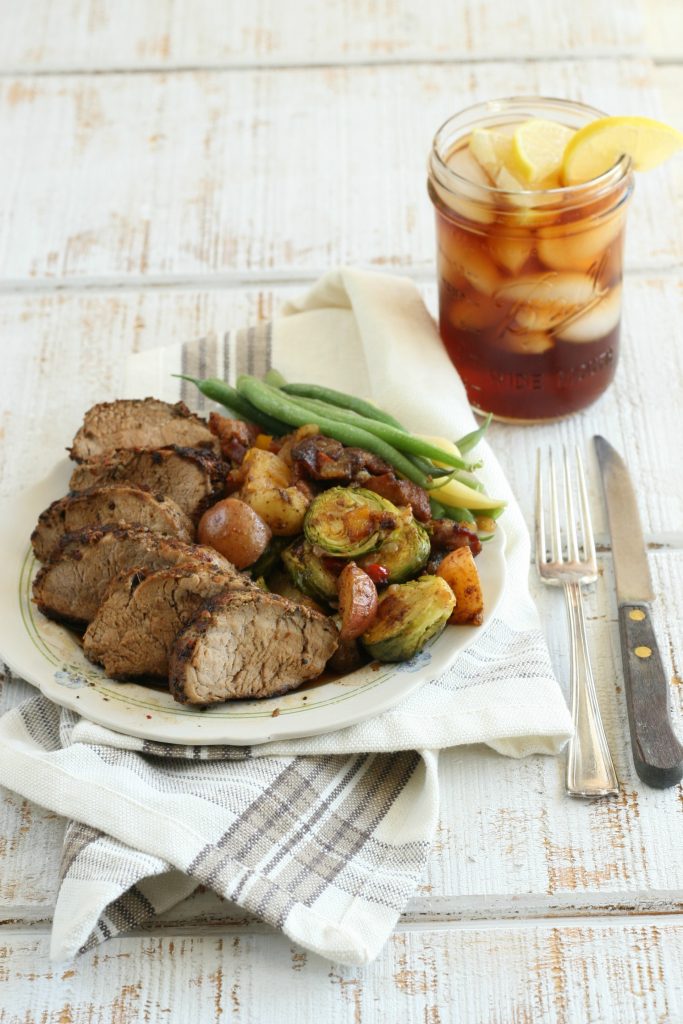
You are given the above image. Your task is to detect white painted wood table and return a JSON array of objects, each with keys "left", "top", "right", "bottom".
[{"left": 1, "top": 1, "right": 682, "bottom": 1020}]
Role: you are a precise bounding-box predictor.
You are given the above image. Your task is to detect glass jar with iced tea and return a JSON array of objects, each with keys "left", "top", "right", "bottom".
[{"left": 428, "top": 98, "right": 634, "bottom": 422}]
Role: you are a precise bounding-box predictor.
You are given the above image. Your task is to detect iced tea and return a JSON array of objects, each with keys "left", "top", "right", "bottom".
[{"left": 428, "top": 99, "right": 634, "bottom": 422}]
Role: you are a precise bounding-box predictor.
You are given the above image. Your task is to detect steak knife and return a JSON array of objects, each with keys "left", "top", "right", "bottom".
[{"left": 594, "top": 435, "right": 683, "bottom": 788}]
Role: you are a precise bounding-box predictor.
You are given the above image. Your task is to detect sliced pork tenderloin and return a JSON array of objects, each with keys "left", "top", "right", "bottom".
[
  {"left": 32, "top": 525, "right": 235, "bottom": 627},
  {"left": 169, "top": 590, "right": 339, "bottom": 705},
  {"left": 70, "top": 398, "right": 219, "bottom": 461},
  {"left": 69, "top": 446, "right": 227, "bottom": 521},
  {"left": 83, "top": 565, "right": 254, "bottom": 678},
  {"left": 31, "top": 484, "right": 194, "bottom": 562}
]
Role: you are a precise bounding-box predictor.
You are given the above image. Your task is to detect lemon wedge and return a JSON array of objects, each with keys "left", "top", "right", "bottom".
[
  {"left": 562, "top": 116, "right": 683, "bottom": 184},
  {"left": 509, "top": 119, "right": 574, "bottom": 185}
]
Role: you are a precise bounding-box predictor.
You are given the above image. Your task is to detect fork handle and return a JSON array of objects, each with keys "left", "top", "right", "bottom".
[
  {"left": 564, "top": 581, "right": 619, "bottom": 798},
  {"left": 618, "top": 604, "right": 683, "bottom": 788}
]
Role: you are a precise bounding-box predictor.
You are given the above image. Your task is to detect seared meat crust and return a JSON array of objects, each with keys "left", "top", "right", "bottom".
[
  {"left": 31, "top": 484, "right": 194, "bottom": 562},
  {"left": 32, "top": 524, "right": 234, "bottom": 627},
  {"left": 83, "top": 565, "right": 254, "bottom": 678},
  {"left": 69, "top": 446, "right": 227, "bottom": 521},
  {"left": 70, "top": 398, "right": 219, "bottom": 462},
  {"left": 169, "top": 589, "right": 339, "bottom": 704},
  {"left": 363, "top": 473, "right": 431, "bottom": 522},
  {"left": 291, "top": 434, "right": 390, "bottom": 484}
]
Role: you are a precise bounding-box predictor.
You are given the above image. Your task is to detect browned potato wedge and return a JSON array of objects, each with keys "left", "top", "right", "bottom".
[
  {"left": 437, "top": 547, "right": 484, "bottom": 625},
  {"left": 238, "top": 448, "right": 310, "bottom": 536},
  {"left": 337, "top": 563, "right": 378, "bottom": 640}
]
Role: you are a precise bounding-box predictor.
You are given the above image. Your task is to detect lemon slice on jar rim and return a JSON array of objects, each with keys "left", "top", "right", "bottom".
[{"left": 562, "top": 116, "right": 683, "bottom": 184}]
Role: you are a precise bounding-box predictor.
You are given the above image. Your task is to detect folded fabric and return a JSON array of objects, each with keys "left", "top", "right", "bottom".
[{"left": 0, "top": 267, "right": 572, "bottom": 964}]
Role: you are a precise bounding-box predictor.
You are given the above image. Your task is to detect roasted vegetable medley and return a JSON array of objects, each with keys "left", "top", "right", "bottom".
[{"left": 186, "top": 372, "right": 506, "bottom": 665}]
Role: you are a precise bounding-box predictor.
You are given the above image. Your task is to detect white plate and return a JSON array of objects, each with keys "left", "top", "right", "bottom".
[{"left": 0, "top": 459, "right": 506, "bottom": 746}]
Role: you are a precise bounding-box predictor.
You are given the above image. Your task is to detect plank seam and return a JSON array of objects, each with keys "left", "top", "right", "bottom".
[
  {"left": 0, "top": 51, "right": 648, "bottom": 78},
  {"left": 0, "top": 263, "right": 680, "bottom": 297},
  {"left": 0, "top": 907, "right": 682, "bottom": 940}
]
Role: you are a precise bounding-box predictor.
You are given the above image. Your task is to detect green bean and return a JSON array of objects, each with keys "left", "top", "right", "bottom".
[
  {"left": 452, "top": 470, "right": 486, "bottom": 493},
  {"left": 455, "top": 413, "right": 493, "bottom": 455},
  {"left": 438, "top": 505, "right": 477, "bottom": 524},
  {"left": 264, "top": 389, "right": 480, "bottom": 472},
  {"left": 282, "top": 382, "right": 406, "bottom": 430},
  {"left": 173, "top": 375, "right": 289, "bottom": 435},
  {"left": 429, "top": 498, "right": 446, "bottom": 518},
  {"left": 485, "top": 505, "right": 506, "bottom": 520},
  {"left": 236, "top": 376, "right": 432, "bottom": 487},
  {"left": 282, "top": 395, "right": 457, "bottom": 477},
  {"left": 264, "top": 368, "right": 288, "bottom": 388}
]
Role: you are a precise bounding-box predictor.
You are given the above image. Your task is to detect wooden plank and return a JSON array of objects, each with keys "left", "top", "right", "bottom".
[
  {"left": 0, "top": 919, "right": 681, "bottom": 1023},
  {"left": 645, "top": 0, "right": 683, "bottom": 61},
  {"left": 0, "top": 0, "right": 645, "bottom": 73},
  {"left": 0, "top": 60, "right": 679, "bottom": 288},
  {"left": 653, "top": 65, "right": 683, "bottom": 206}
]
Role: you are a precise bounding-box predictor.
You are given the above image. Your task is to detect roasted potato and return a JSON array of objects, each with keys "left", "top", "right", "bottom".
[
  {"left": 337, "top": 563, "right": 378, "bottom": 640},
  {"left": 198, "top": 498, "right": 271, "bottom": 569},
  {"left": 436, "top": 547, "right": 484, "bottom": 625},
  {"left": 238, "top": 448, "right": 310, "bottom": 536}
]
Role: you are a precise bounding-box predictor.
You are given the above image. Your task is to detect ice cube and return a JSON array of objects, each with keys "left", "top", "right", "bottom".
[
  {"left": 496, "top": 330, "right": 554, "bottom": 355},
  {"left": 496, "top": 271, "right": 600, "bottom": 307},
  {"left": 489, "top": 235, "right": 534, "bottom": 274},
  {"left": 496, "top": 272, "right": 603, "bottom": 332},
  {"left": 436, "top": 147, "right": 497, "bottom": 225},
  {"left": 537, "top": 211, "right": 625, "bottom": 272},
  {"left": 557, "top": 285, "right": 622, "bottom": 343},
  {"left": 439, "top": 236, "right": 501, "bottom": 296}
]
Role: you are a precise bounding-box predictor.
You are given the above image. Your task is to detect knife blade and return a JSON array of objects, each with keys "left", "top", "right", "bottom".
[{"left": 594, "top": 435, "right": 683, "bottom": 788}]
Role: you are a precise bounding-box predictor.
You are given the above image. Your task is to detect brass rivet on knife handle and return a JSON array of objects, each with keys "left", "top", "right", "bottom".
[{"left": 617, "top": 603, "right": 683, "bottom": 787}]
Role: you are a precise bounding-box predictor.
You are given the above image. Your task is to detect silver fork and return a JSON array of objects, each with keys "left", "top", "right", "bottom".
[{"left": 535, "top": 446, "right": 619, "bottom": 799}]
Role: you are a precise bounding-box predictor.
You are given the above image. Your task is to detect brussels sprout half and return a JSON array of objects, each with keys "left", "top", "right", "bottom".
[
  {"left": 361, "top": 575, "right": 456, "bottom": 663},
  {"left": 282, "top": 538, "right": 339, "bottom": 605},
  {"left": 304, "top": 487, "right": 398, "bottom": 558},
  {"left": 359, "top": 518, "right": 430, "bottom": 584}
]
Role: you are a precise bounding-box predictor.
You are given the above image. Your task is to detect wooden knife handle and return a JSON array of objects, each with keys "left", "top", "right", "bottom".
[{"left": 618, "top": 603, "right": 683, "bottom": 788}]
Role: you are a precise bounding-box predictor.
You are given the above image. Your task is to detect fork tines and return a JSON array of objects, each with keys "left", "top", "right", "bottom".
[{"left": 535, "top": 445, "right": 597, "bottom": 580}]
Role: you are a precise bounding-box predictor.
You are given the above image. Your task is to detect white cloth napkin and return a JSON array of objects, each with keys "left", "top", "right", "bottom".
[{"left": 0, "top": 267, "right": 572, "bottom": 964}]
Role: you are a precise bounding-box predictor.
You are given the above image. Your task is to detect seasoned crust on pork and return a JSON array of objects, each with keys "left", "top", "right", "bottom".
[
  {"left": 32, "top": 524, "right": 234, "bottom": 627},
  {"left": 70, "top": 398, "right": 219, "bottom": 462},
  {"left": 169, "top": 589, "right": 339, "bottom": 704},
  {"left": 31, "top": 484, "right": 194, "bottom": 562},
  {"left": 69, "top": 446, "right": 227, "bottom": 521},
  {"left": 83, "top": 564, "right": 255, "bottom": 678}
]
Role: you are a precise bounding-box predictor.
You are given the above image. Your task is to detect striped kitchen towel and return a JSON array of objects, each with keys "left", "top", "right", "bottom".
[{"left": 0, "top": 267, "right": 572, "bottom": 964}]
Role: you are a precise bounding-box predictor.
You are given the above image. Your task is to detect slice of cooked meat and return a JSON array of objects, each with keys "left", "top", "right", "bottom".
[
  {"left": 169, "top": 590, "right": 339, "bottom": 704},
  {"left": 32, "top": 525, "right": 235, "bottom": 626},
  {"left": 31, "top": 484, "right": 194, "bottom": 562},
  {"left": 363, "top": 472, "right": 431, "bottom": 522},
  {"left": 70, "top": 398, "right": 219, "bottom": 462},
  {"left": 291, "top": 434, "right": 391, "bottom": 483},
  {"left": 69, "top": 446, "right": 227, "bottom": 520},
  {"left": 83, "top": 565, "right": 253, "bottom": 678}
]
